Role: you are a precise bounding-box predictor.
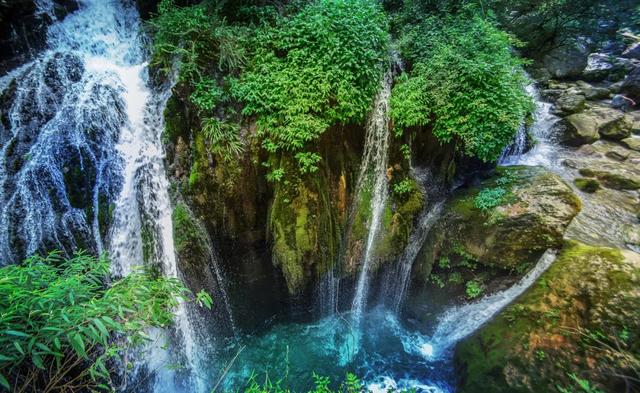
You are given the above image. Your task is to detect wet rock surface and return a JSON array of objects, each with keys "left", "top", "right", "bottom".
[{"left": 455, "top": 241, "right": 640, "bottom": 393}]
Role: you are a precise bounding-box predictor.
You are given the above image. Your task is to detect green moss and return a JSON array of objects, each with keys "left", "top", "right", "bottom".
[
  {"left": 456, "top": 241, "right": 639, "bottom": 393},
  {"left": 171, "top": 202, "right": 208, "bottom": 263},
  {"left": 574, "top": 177, "right": 600, "bottom": 193},
  {"left": 162, "top": 95, "right": 188, "bottom": 145},
  {"left": 578, "top": 168, "right": 640, "bottom": 190}
]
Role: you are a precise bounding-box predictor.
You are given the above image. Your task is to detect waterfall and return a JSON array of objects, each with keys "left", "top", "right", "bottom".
[
  {"left": 500, "top": 82, "right": 559, "bottom": 166},
  {"left": 424, "top": 250, "right": 557, "bottom": 357},
  {"left": 188, "top": 204, "right": 238, "bottom": 335},
  {"left": 350, "top": 68, "right": 393, "bottom": 326},
  {"left": 0, "top": 1, "right": 209, "bottom": 391},
  {"left": 377, "top": 168, "right": 445, "bottom": 313}
]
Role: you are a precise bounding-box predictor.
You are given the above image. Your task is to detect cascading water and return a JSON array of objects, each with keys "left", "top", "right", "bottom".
[
  {"left": 0, "top": 1, "right": 214, "bottom": 391},
  {"left": 378, "top": 167, "right": 445, "bottom": 313},
  {"left": 424, "top": 250, "right": 557, "bottom": 357},
  {"left": 499, "top": 82, "right": 559, "bottom": 166},
  {"left": 350, "top": 68, "right": 393, "bottom": 326}
]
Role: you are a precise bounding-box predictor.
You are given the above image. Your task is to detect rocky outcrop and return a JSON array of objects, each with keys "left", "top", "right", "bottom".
[
  {"left": 416, "top": 166, "right": 581, "bottom": 277},
  {"left": 455, "top": 241, "right": 640, "bottom": 393},
  {"left": 557, "top": 107, "right": 632, "bottom": 145}
]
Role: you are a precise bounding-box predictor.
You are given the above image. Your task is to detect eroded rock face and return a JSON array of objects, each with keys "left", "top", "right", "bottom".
[
  {"left": 416, "top": 166, "right": 581, "bottom": 275},
  {"left": 455, "top": 241, "right": 640, "bottom": 393}
]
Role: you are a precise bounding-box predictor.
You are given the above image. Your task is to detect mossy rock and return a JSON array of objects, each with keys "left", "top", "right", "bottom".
[
  {"left": 455, "top": 241, "right": 640, "bottom": 393},
  {"left": 269, "top": 157, "right": 340, "bottom": 295},
  {"left": 579, "top": 168, "right": 640, "bottom": 190},
  {"left": 573, "top": 177, "right": 600, "bottom": 193},
  {"left": 418, "top": 166, "right": 581, "bottom": 273}
]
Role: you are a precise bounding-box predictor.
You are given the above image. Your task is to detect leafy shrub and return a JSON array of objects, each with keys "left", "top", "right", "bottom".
[
  {"left": 393, "top": 178, "right": 415, "bottom": 196},
  {"left": 391, "top": 13, "right": 532, "bottom": 162},
  {"left": 232, "top": 0, "right": 389, "bottom": 174},
  {"left": 243, "top": 372, "right": 362, "bottom": 393},
  {"left": 0, "top": 251, "right": 205, "bottom": 391},
  {"left": 465, "top": 279, "right": 483, "bottom": 299},
  {"left": 202, "top": 117, "right": 245, "bottom": 161},
  {"left": 474, "top": 187, "right": 507, "bottom": 212}
]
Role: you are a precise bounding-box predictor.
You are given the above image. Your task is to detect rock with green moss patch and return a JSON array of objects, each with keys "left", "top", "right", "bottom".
[
  {"left": 579, "top": 168, "right": 640, "bottom": 190},
  {"left": 418, "top": 166, "right": 581, "bottom": 272},
  {"left": 573, "top": 177, "right": 600, "bottom": 193},
  {"left": 455, "top": 241, "right": 640, "bottom": 393}
]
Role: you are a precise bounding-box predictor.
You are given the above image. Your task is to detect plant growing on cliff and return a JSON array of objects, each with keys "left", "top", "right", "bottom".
[
  {"left": 232, "top": 0, "right": 389, "bottom": 175},
  {"left": 0, "top": 251, "right": 205, "bottom": 391},
  {"left": 391, "top": 13, "right": 532, "bottom": 162},
  {"left": 474, "top": 187, "right": 507, "bottom": 212},
  {"left": 202, "top": 117, "right": 245, "bottom": 161}
]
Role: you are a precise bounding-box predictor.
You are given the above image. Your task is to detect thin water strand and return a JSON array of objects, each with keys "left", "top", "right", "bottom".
[{"left": 350, "top": 68, "right": 393, "bottom": 326}]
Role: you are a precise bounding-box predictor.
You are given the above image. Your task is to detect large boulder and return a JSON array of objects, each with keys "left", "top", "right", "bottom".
[
  {"left": 455, "top": 241, "right": 640, "bottom": 393},
  {"left": 416, "top": 166, "right": 581, "bottom": 274},
  {"left": 552, "top": 93, "right": 585, "bottom": 115},
  {"left": 622, "top": 42, "right": 640, "bottom": 60},
  {"left": 558, "top": 107, "right": 631, "bottom": 145},
  {"left": 543, "top": 42, "right": 589, "bottom": 79},
  {"left": 621, "top": 137, "right": 640, "bottom": 152}
]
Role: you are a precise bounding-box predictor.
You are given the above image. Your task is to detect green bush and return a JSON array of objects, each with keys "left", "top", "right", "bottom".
[
  {"left": 391, "top": 13, "right": 532, "bottom": 162},
  {"left": 465, "top": 279, "right": 483, "bottom": 299},
  {"left": 474, "top": 187, "right": 507, "bottom": 212},
  {"left": 232, "top": 0, "right": 389, "bottom": 174},
  {"left": 0, "top": 251, "right": 207, "bottom": 391}
]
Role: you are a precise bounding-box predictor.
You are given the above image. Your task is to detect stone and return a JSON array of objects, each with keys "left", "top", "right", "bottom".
[
  {"left": 621, "top": 67, "right": 640, "bottom": 101},
  {"left": 557, "top": 113, "right": 600, "bottom": 146},
  {"left": 573, "top": 177, "right": 600, "bottom": 193},
  {"left": 559, "top": 107, "right": 631, "bottom": 143},
  {"left": 582, "top": 53, "right": 614, "bottom": 81},
  {"left": 417, "top": 167, "right": 581, "bottom": 273},
  {"left": 575, "top": 81, "right": 610, "bottom": 100},
  {"left": 543, "top": 42, "right": 589, "bottom": 79},
  {"left": 622, "top": 42, "right": 640, "bottom": 60},
  {"left": 621, "top": 137, "right": 640, "bottom": 152},
  {"left": 579, "top": 168, "right": 640, "bottom": 190},
  {"left": 455, "top": 241, "right": 640, "bottom": 393},
  {"left": 552, "top": 93, "right": 585, "bottom": 115}
]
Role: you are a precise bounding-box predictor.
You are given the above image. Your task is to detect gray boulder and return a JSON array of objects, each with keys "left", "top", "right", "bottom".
[
  {"left": 622, "top": 42, "right": 640, "bottom": 61},
  {"left": 544, "top": 42, "right": 589, "bottom": 79}
]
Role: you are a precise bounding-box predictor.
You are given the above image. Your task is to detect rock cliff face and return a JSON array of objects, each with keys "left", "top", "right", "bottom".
[
  {"left": 162, "top": 85, "right": 462, "bottom": 299},
  {"left": 455, "top": 241, "right": 640, "bottom": 393}
]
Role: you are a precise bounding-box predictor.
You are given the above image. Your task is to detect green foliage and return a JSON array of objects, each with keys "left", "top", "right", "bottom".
[
  {"left": 393, "top": 178, "right": 415, "bottom": 196},
  {"left": 465, "top": 279, "right": 483, "bottom": 299},
  {"left": 190, "top": 78, "right": 224, "bottom": 113},
  {"left": 557, "top": 374, "right": 605, "bottom": 393},
  {"left": 391, "top": 14, "right": 532, "bottom": 162},
  {"left": 0, "top": 251, "right": 199, "bottom": 391},
  {"left": 232, "top": 0, "right": 389, "bottom": 174},
  {"left": 438, "top": 256, "right": 451, "bottom": 269},
  {"left": 243, "top": 372, "right": 362, "bottom": 393},
  {"left": 202, "top": 117, "right": 245, "bottom": 161},
  {"left": 150, "top": 0, "right": 247, "bottom": 79},
  {"left": 474, "top": 187, "right": 507, "bottom": 212}
]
